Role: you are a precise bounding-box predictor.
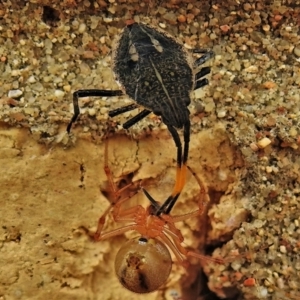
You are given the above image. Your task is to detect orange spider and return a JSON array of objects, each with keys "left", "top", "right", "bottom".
[{"left": 93, "top": 139, "right": 223, "bottom": 294}]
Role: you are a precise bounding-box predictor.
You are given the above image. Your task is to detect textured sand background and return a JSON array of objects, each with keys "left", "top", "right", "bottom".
[{"left": 0, "top": 1, "right": 300, "bottom": 300}]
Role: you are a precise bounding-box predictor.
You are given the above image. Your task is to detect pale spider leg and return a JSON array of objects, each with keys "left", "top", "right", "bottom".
[
  {"left": 103, "top": 137, "right": 118, "bottom": 199},
  {"left": 112, "top": 205, "right": 145, "bottom": 223},
  {"left": 95, "top": 139, "right": 138, "bottom": 239},
  {"left": 158, "top": 233, "right": 187, "bottom": 266},
  {"left": 94, "top": 192, "right": 139, "bottom": 239},
  {"left": 160, "top": 215, "right": 185, "bottom": 243},
  {"left": 103, "top": 139, "right": 136, "bottom": 204},
  {"left": 168, "top": 232, "right": 225, "bottom": 265},
  {"left": 96, "top": 224, "right": 138, "bottom": 241},
  {"left": 160, "top": 222, "right": 223, "bottom": 265}
]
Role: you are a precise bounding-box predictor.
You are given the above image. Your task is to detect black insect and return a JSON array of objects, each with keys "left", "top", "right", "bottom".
[{"left": 67, "top": 21, "right": 214, "bottom": 212}]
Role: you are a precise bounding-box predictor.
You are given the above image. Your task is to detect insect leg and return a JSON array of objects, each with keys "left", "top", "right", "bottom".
[
  {"left": 154, "top": 125, "right": 183, "bottom": 215},
  {"left": 192, "top": 49, "right": 210, "bottom": 54},
  {"left": 67, "top": 89, "right": 123, "bottom": 133},
  {"left": 194, "top": 67, "right": 211, "bottom": 90},
  {"left": 108, "top": 103, "right": 139, "bottom": 118},
  {"left": 122, "top": 109, "right": 151, "bottom": 129},
  {"left": 167, "top": 124, "right": 184, "bottom": 194},
  {"left": 195, "top": 67, "right": 211, "bottom": 80},
  {"left": 171, "top": 166, "right": 209, "bottom": 222},
  {"left": 164, "top": 122, "right": 190, "bottom": 214},
  {"left": 194, "top": 78, "right": 209, "bottom": 90},
  {"left": 193, "top": 50, "right": 214, "bottom": 67}
]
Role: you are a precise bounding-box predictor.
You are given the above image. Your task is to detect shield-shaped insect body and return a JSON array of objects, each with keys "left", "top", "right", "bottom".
[{"left": 111, "top": 22, "right": 194, "bottom": 129}]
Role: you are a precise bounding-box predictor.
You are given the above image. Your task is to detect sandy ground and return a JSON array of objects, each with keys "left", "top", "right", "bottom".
[{"left": 0, "top": 1, "right": 300, "bottom": 300}]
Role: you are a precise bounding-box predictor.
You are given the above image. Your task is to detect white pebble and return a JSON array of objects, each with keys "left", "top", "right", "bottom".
[
  {"left": 11, "top": 70, "right": 19, "bottom": 76},
  {"left": 88, "top": 108, "right": 96, "bottom": 116},
  {"left": 279, "top": 245, "right": 287, "bottom": 253},
  {"left": 103, "top": 17, "right": 112, "bottom": 23},
  {"left": 100, "top": 36, "right": 106, "bottom": 44},
  {"left": 8, "top": 89, "right": 23, "bottom": 98},
  {"left": 244, "top": 65, "right": 258, "bottom": 73},
  {"left": 78, "top": 23, "right": 87, "bottom": 33},
  {"left": 258, "top": 287, "right": 268, "bottom": 298},
  {"left": 54, "top": 90, "right": 65, "bottom": 98},
  {"left": 27, "top": 75, "right": 36, "bottom": 83},
  {"left": 294, "top": 46, "right": 300, "bottom": 57},
  {"left": 217, "top": 110, "right": 226, "bottom": 118}
]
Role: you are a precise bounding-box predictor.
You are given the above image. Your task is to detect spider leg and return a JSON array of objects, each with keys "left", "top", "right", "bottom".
[
  {"left": 192, "top": 49, "right": 210, "bottom": 54},
  {"left": 161, "top": 219, "right": 224, "bottom": 267},
  {"left": 95, "top": 138, "right": 138, "bottom": 240},
  {"left": 67, "top": 89, "right": 123, "bottom": 133},
  {"left": 159, "top": 221, "right": 223, "bottom": 267},
  {"left": 174, "top": 236, "right": 225, "bottom": 266},
  {"left": 103, "top": 138, "right": 136, "bottom": 204},
  {"left": 195, "top": 67, "right": 211, "bottom": 80},
  {"left": 95, "top": 224, "right": 138, "bottom": 241},
  {"left": 158, "top": 233, "right": 186, "bottom": 266},
  {"left": 194, "top": 66, "right": 211, "bottom": 91}
]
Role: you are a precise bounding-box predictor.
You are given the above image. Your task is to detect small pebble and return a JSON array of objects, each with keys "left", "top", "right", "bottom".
[
  {"left": 244, "top": 65, "right": 258, "bottom": 73},
  {"left": 177, "top": 15, "right": 186, "bottom": 23},
  {"left": 250, "top": 142, "right": 259, "bottom": 151},
  {"left": 279, "top": 245, "right": 287, "bottom": 253},
  {"left": 263, "top": 24, "right": 270, "bottom": 32},
  {"left": 257, "top": 137, "right": 271, "bottom": 149},
  {"left": 220, "top": 25, "right": 230, "bottom": 33},
  {"left": 294, "top": 46, "right": 300, "bottom": 57},
  {"left": 266, "top": 166, "right": 273, "bottom": 173},
  {"left": 27, "top": 75, "right": 36, "bottom": 83},
  {"left": 54, "top": 90, "right": 65, "bottom": 98},
  {"left": 263, "top": 81, "right": 277, "bottom": 89},
  {"left": 8, "top": 89, "right": 23, "bottom": 98},
  {"left": 217, "top": 110, "right": 226, "bottom": 118},
  {"left": 88, "top": 108, "right": 96, "bottom": 116},
  {"left": 243, "top": 278, "right": 256, "bottom": 287},
  {"left": 243, "top": 3, "right": 252, "bottom": 11},
  {"left": 78, "top": 23, "right": 87, "bottom": 33}
]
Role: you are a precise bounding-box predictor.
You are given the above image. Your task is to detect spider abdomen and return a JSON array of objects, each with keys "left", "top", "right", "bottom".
[{"left": 115, "top": 237, "right": 172, "bottom": 293}]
